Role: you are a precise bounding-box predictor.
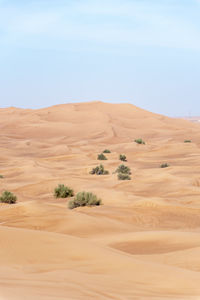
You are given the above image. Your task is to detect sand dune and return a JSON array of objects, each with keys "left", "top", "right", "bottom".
[{"left": 1, "top": 101, "right": 200, "bottom": 299}]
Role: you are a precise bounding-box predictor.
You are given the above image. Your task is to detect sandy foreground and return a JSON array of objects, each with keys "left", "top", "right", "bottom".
[{"left": 1, "top": 101, "right": 200, "bottom": 299}]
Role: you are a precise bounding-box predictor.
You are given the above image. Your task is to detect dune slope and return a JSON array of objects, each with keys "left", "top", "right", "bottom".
[{"left": 1, "top": 101, "right": 200, "bottom": 299}]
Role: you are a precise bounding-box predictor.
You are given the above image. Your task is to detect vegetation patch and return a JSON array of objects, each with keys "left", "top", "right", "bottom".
[
  {"left": 134, "top": 138, "right": 145, "bottom": 145},
  {"left": 54, "top": 184, "right": 74, "bottom": 198},
  {"left": 184, "top": 140, "right": 192, "bottom": 143},
  {"left": 97, "top": 153, "right": 107, "bottom": 160},
  {"left": 0, "top": 175, "right": 4, "bottom": 178},
  {"left": 118, "top": 173, "right": 131, "bottom": 180},
  {"left": 103, "top": 149, "right": 111, "bottom": 153},
  {"left": 160, "top": 163, "right": 170, "bottom": 168},
  {"left": 90, "top": 164, "right": 109, "bottom": 175},
  {"left": 119, "top": 154, "right": 127, "bottom": 162},
  {"left": 68, "top": 191, "right": 102, "bottom": 209},
  {"left": 0, "top": 191, "right": 17, "bottom": 204},
  {"left": 115, "top": 164, "right": 131, "bottom": 175}
]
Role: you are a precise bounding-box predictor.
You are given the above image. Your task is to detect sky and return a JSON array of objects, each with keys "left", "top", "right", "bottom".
[{"left": 0, "top": 0, "right": 200, "bottom": 116}]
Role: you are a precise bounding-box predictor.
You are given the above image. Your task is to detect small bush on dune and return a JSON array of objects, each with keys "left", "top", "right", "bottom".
[
  {"left": 115, "top": 164, "right": 131, "bottom": 175},
  {"left": 0, "top": 175, "right": 4, "bottom": 178},
  {"left": 119, "top": 154, "right": 127, "bottom": 162},
  {"left": 97, "top": 153, "right": 107, "bottom": 160},
  {"left": 68, "top": 191, "right": 101, "bottom": 209},
  {"left": 54, "top": 184, "right": 74, "bottom": 198},
  {"left": 103, "top": 149, "right": 111, "bottom": 153},
  {"left": 118, "top": 173, "right": 131, "bottom": 180},
  {"left": 134, "top": 138, "right": 145, "bottom": 145},
  {"left": 160, "top": 163, "right": 169, "bottom": 168},
  {"left": 184, "top": 140, "right": 192, "bottom": 143},
  {"left": 0, "top": 191, "right": 17, "bottom": 204},
  {"left": 90, "top": 164, "right": 109, "bottom": 175}
]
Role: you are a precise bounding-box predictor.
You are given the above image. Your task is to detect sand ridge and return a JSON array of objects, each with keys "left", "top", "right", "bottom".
[{"left": 1, "top": 101, "right": 200, "bottom": 299}]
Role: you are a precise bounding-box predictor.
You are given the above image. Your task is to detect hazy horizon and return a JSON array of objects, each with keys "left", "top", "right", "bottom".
[{"left": 0, "top": 0, "right": 200, "bottom": 117}]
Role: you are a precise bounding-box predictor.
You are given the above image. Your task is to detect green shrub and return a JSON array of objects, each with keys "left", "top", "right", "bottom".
[
  {"left": 97, "top": 153, "right": 107, "bottom": 160},
  {"left": 118, "top": 173, "right": 131, "bottom": 180},
  {"left": 115, "top": 164, "right": 131, "bottom": 175},
  {"left": 119, "top": 154, "right": 127, "bottom": 162},
  {"left": 134, "top": 138, "right": 145, "bottom": 145},
  {"left": 68, "top": 191, "right": 102, "bottom": 209},
  {"left": 54, "top": 184, "right": 74, "bottom": 198},
  {"left": 160, "top": 163, "right": 169, "bottom": 168},
  {"left": 103, "top": 149, "right": 111, "bottom": 153},
  {"left": 90, "top": 164, "right": 109, "bottom": 175},
  {"left": 0, "top": 175, "right": 4, "bottom": 178},
  {"left": 0, "top": 191, "right": 17, "bottom": 204},
  {"left": 184, "top": 140, "right": 192, "bottom": 143}
]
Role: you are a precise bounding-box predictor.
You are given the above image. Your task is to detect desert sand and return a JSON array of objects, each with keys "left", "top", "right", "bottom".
[{"left": 1, "top": 101, "right": 200, "bottom": 299}]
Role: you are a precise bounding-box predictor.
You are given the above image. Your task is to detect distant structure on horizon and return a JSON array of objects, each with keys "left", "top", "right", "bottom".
[{"left": 183, "top": 117, "right": 200, "bottom": 123}]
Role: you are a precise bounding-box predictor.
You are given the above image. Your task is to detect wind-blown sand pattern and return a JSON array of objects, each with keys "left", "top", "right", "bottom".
[{"left": 1, "top": 101, "right": 200, "bottom": 299}]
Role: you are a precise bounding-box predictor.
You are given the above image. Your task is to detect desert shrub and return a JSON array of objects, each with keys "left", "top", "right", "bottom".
[
  {"left": 54, "top": 184, "right": 74, "bottom": 198},
  {"left": 97, "top": 153, "right": 107, "bottom": 160},
  {"left": 134, "top": 138, "right": 145, "bottom": 145},
  {"left": 103, "top": 149, "right": 111, "bottom": 153},
  {"left": 0, "top": 175, "right": 3, "bottom": 178},
  {"left": 0, "top": 191, "right": 17, "bottom": 204},
  {"left": 118, "top": 173, "right": 131, "bottom": 180},
  {"left": 90, "top": 164, "right": 109, "bottom": 175},
  {"left": 160, "top": 163, "right": 169, "bottom": 168},
  {"left": 68, "top": 191, "right": 101, "bottom": 209},
  {"left": 115, "top": 164, "right": 131, "bottom": 175},
  {"left": 119, "top": 154, "right": 127, "bottom": 162},
  {"left": 184, "top": 140, "right": 192, "bottom": 143}
]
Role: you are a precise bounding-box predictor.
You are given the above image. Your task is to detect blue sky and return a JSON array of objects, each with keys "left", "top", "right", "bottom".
[{"left": 0, "top": 0, "right": 200, "bottom": 116}]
